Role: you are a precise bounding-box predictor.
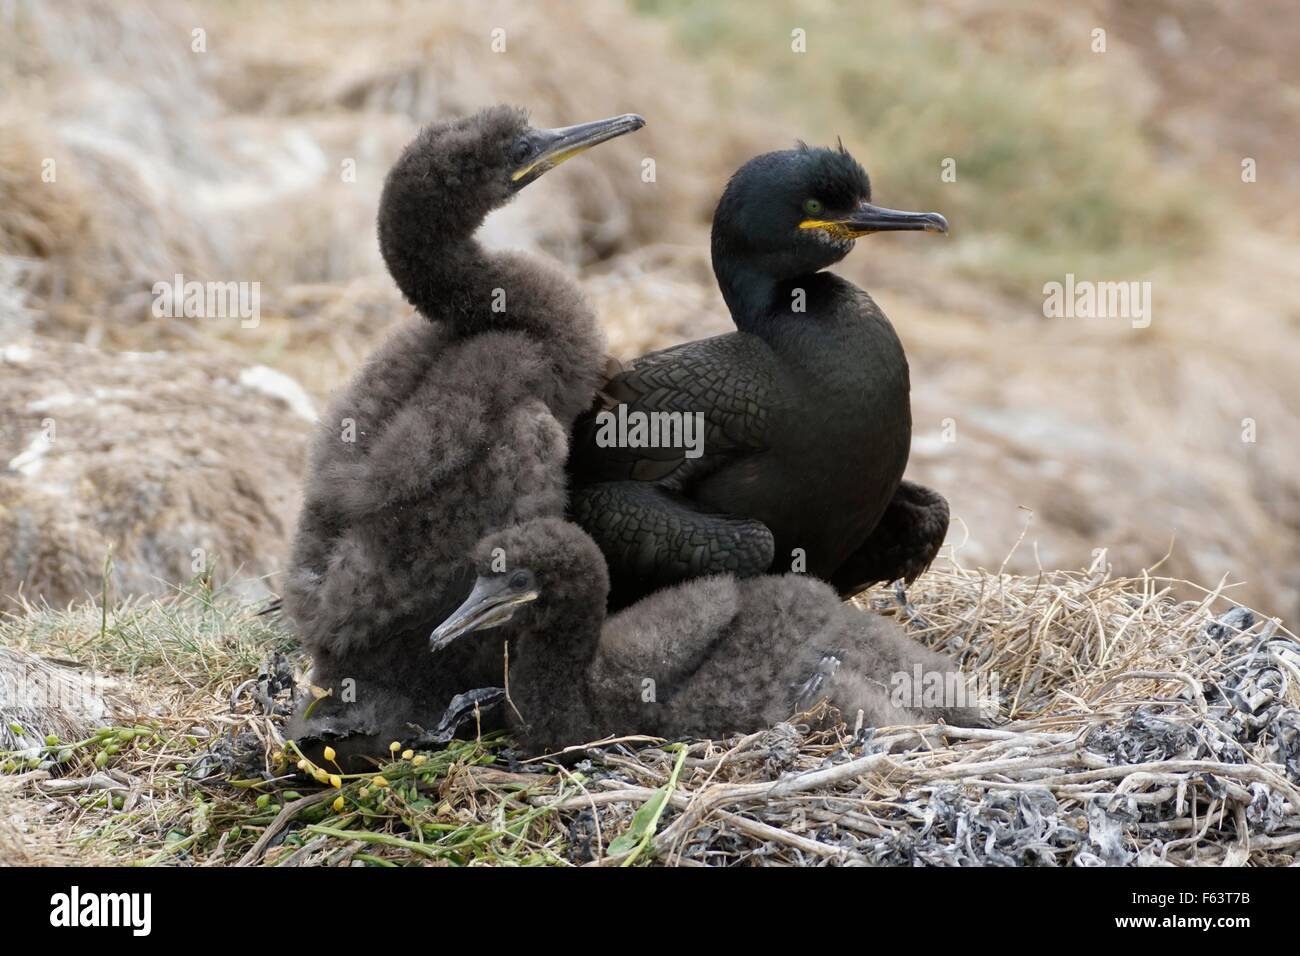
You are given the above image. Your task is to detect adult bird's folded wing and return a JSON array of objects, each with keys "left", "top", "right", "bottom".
[
  {"left": 569, "top": 333, "right": 779, "bottom": 488},
  {"left": 570, "top": 481, "right": 775, "bottom": 608}
]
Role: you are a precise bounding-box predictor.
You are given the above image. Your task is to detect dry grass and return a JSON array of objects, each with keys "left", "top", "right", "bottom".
[{"left": 2, "top": 549, "right": 1296, "bottom": 867}]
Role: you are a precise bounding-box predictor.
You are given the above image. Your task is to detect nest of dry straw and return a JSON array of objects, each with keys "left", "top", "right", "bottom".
[{"left": 2, "top": 557, "right": 1297, "bottom": 866}]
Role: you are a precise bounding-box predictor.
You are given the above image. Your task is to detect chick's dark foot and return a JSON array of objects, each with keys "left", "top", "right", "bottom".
[
  {"left": 792, "top": 653, "right": 842, "bottom": 713},
  {"left": 409, "top": 687, "right": 506, "bottom": 747},
  {"left": 892, "top": 579, "right": 935, "bottom": 631}
]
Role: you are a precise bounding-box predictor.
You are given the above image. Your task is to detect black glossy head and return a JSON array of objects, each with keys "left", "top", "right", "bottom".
[
  {"left": 429, "top": 519, "right": 608, "bottom": 652},
  {"left": 711, "top": 142, "right": 947, "bottom": 285}
]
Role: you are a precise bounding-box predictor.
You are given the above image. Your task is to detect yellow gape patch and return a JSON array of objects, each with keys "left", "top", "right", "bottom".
[{"left": 798, "top": 218, "right": 863, "bottom": 240}]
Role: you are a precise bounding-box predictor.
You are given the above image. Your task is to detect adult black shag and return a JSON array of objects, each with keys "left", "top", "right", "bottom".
[
  {"left": 429, "top": 519, "right": 988, "bottom": 755},
  {"left": 282, "top": 107, "right": 645, "bottom": 766},
  {"left": 568, "top": 143, "right": 950, "bottom": 609}
]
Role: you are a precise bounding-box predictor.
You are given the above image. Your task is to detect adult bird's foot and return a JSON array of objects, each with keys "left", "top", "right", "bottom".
[{"left": 409, "top": 687, "right": 506, "bottom": 747}]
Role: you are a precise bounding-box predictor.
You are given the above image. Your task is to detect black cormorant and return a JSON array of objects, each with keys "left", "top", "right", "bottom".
[
  {"left": 568, "top": 143, "right": 950, "bottom": 608},
  {"left": 282, "top": 106, "right": 645, "bottom": 766},
  {"left": 429, "top": 518, "right": 988, "bottom": 755}
]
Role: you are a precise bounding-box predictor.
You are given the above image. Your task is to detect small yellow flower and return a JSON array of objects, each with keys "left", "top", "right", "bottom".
[
  {"left": 332, "top": 795, "right": 345, "bottom": 813},
  {"left": 359, "top": 787, "right": 371, "bottom": 799},
  {"left": 314, "top": 768, "right": 330, "bottom": 784},
  {"left": 329, "top": 774, "right": 342, "bottom": 789},
  {"left": 372, "top": 775, "right": 390, "bottom": 789},
  {"left": 401, "top": 749, "right": 414, "bottom": 760},
  {"left": 412, "top": 755, "right": 427, "bottom": 767},
  {"left": 388, "top": 741, "right": 401, "bottom": 753},
  {"left": 323, "top": 746, "right": 337, "bottom": 763},
  {"left": 296, "top": 759, "right": 309, "bottom": 772}
]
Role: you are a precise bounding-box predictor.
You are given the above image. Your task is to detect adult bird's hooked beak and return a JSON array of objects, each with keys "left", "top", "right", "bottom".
[
  {"left": 511, "top": 113, "right": 647, "bottom": 188},
  {"left": 800, "top": 201, "right": 949, "bottom": 240},
  {"left": 429, "top": 576, "right": 539, "bottom": 652}
]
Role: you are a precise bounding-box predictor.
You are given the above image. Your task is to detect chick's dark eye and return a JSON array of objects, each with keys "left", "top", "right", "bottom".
[
  {"left": 512, "top": 140, "right": 534, "bottom": 164},
  {"left": 509, "top": 571, "right": 530, "bottom": 591},
  {"left": 803, "top": 198, "right": 824, "bottom": 216}
]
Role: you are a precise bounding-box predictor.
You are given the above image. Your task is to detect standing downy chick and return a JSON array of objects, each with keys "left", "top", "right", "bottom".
[
  {"left": 282, "top": 107, "right": 645, "bottom": 762},
  {"left": 429, "top": 518, "right": 990, "bottom": 755}
]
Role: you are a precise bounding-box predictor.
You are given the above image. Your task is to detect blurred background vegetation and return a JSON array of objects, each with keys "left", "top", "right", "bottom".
[{"left": 639, "top": 0, "right": 1206, "bottom": 288}]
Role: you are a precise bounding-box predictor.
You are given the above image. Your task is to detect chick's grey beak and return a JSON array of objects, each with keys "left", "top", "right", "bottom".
[
  {"left": 511, "top": 113, "right": 646, "bottom": 185},
  {"left": 428, "top": 576, "right": 539, "bottom": 653}
]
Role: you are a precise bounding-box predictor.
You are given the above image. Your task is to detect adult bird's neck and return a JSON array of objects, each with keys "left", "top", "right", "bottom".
[
  {"left": 713, "top": 256, "right": 783, "bottom": 336},
  {"left": 715, "top": 254, "right": 841, "bottom": 344}
]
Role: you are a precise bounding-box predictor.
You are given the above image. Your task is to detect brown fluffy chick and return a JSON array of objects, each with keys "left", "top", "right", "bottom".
[
  {"left": 282, "top": 108, "right": 644, "bottom": 765},
  {"left": 430, "top": 518, "right": 991, "bottom": 755}
]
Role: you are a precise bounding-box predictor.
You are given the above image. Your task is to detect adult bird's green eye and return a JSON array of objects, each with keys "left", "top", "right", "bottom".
[{"left": 802, "top": 198, "right": 824, "bottom": 216}]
